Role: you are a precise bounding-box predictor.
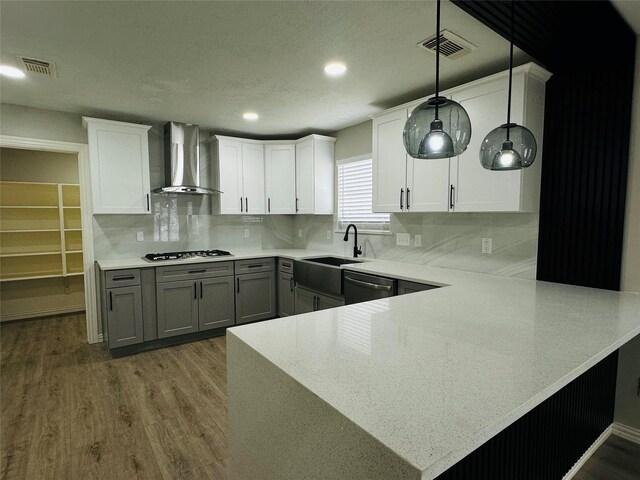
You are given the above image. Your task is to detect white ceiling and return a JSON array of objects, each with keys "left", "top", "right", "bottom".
[
  {"left": 0, "top": 1, "right": 529, "bottom": 138},
  {"left": 611, "top": 0, "right": 640, "bottom": 34}
]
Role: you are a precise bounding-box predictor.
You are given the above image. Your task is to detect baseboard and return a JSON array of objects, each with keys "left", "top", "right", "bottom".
[
  {"left": 612, "top": 422, "right": 640, "bottom": 445},
  {"left": 0, "top": 305, "right": 85, "bottom": 322},
  {"left": 563, "top": 425, "right": 612, "bottom": 480}
]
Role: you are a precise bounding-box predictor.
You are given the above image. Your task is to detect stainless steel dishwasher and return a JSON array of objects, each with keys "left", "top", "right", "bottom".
[{"left": 343, "top": 271, "right": 397, "bottom": 305}]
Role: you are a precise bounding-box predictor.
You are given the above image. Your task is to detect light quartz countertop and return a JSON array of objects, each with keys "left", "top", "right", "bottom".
[
  {"left": 228, "top": 257, "right": 640, "bottom": 479},
  {"left": 96, "top": 248, "right": 339, "bottom": 270}
]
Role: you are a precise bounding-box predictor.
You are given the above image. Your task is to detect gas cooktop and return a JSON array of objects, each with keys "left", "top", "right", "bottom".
[{"left": 144, "top": 249, "right": 232, "bottom": 262}]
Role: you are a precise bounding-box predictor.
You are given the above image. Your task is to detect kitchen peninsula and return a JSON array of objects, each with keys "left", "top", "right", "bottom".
[{"left": 227, "top": 259, "right": 640, "bottom": 480}]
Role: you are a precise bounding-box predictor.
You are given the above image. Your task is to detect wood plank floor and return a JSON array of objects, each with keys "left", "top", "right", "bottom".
[
  {"left": 1, "top": 314, "right": 228, "bottom": 480},
  {"left": 1, "top": 314, "right": 639, "bottom": 480}
]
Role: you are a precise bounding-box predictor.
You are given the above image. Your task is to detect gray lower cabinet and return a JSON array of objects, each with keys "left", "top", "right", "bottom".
[
  {"left": 278, "top": 271, "right": 295, "bottom": 317},
  {"left": 199, "top": 276, "right": 235, "bottom": 330},
  {"left": 236, "top": 270, "right": 276, "bottom": 325},
  {"left": 106, "top": 285, "right": 144, "bottom": 348},
  {"left": 397, "top": 280, "right": 438, "bottom": 295},
  {"left": 295, "top": 286, "right": 344, "bottom": 314},
  {"left": 156, "top": 279, "right": 199, "bottom": 338}
]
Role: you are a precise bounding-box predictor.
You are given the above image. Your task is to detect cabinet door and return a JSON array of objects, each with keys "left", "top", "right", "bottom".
[
  {"left": 218, "top": 139, "right": 244, "bottom": 214},
  {"left": 106, "top": 285, "right": 143, "bottom": 348},
  {"left": 407, "top": 156, "right": 450, "bottom": 212},
  {"left": 316, "top": 293, "right": 345, "bottom": 311},
  {"left": 294, "top": 286, "right": 315, "bottom": 314},
  {"left": 241, "top": 143, "right": 266, "bottom": 214},
  {"left": 295, "top": 139, "right": 314, "bottom": 214},
  {"left": 397, "top": 280, "right": 438, "bottom": 295},
  {"left": 156, "top": 280, "right": 199, "bottom": 338},
  {"left": 235, "top": 272, "right": 276, "bottom": 325},
  {"left": 199, "top": 276, "right": 235, "bottom": 330},
  {"left": 265, "top": 144, "right": 296, "bottom": 214},
  {"left": 372, "top": 109, "right": 408, "bottom": 213},
  {"left": 451, "top": 78, "right": 523, "bottom": 212},
  {"left": 278, "top": 272, "right": 295, "bottom": 317},
  {"left": 86, "top": 119, "right": 151, "bottom": 214}
]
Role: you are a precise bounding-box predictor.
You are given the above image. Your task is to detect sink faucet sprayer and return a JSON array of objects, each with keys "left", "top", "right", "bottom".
[{"left": 343, "top": 224, "right": 362, "bottom": 258}]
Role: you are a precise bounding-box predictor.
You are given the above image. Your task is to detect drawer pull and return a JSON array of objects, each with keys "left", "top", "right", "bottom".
[
  {"left": 112, "top": 275, "right": 135, "bottom": 281},
  {"left": 188, "top": 269, "right": 206, "bottom": 274},
  {"left": 247, "top": 264, "right": 264, "bottom": 268}
]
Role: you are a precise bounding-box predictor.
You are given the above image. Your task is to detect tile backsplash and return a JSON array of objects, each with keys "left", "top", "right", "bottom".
[{"left": 293, "top": 213, "right": 539, "bottom": 279}]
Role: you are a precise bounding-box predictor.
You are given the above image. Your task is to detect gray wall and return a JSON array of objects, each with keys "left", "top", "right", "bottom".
[
  {"left": 332, "top": 120, "right": 372, "bottom": 161},
  {"left": 615, "top": 36, "right": 640, "bottom": 431}
]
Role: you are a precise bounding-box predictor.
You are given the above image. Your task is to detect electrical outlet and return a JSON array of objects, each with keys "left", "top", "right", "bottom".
[
  {"left": 136, "top": 231, "right": 144, "bottom": 242},
  {"left": 414, "top": 235, "right": 422, "bottom": 247},
  {"left": 187, "top": 201, "right": 193, "bottom": 216},
  {"left": 326, "top": 230, "right": 332, "bottom": 240},
  {"left": 396, "top": 233, "right": 410, "bottom": 246},
  {"left": 482, "top": 237, "right": 492, "bottom": 254},
  {"left": 244, "top": 228, "right": 250, "bottom": 238},
  {"left": 298, "top": 229, "right": 303, "bottom": 238}
]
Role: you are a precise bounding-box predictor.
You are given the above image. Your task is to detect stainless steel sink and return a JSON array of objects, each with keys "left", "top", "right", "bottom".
[
  {"left": 304, "top": 256, "right": 363, "bottom": 267},
  {"left": 293, "top": 256, "right": 363, "bottom": 297}
]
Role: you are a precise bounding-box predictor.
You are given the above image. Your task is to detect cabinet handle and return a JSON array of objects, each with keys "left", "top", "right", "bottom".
[
  {"left": 108, "top": 291, "right": 113, "bottom": 311},
  {"left": 313, "top": 296, "right": 318, "bottom": 311},
  {"left": 400, "top": 188, "right": 404, "bottom": 210},
  {"left": 237, "top": 277, "right": 240, "bottom": 294},
  {"left": 194, "top": 282, "right": 197, "bottom": 300},
  {"left": 188, "top": 269, "right": 206, "bottom": 274},
  {"left": 296, "top": 197, "right": 299, "bottom": 213},
  {"left": 290, "top": 277, "right": 294, "bottom": 292},
  {"left": 200, "top": 281, "right": 203, "bottom": 299},
  {"left": 240, "top": 196, "right": 243, "bottom": 212},
  {"left": 247, "top": 264, "right": 263, "bottom": 269},
  {"left": 146, "top": 194, "right": 150, "bottom": 212},
  {"left": 245, "top": 197, "right": 248, "bottom": 212},
  {"left": 112, "top": 274, "right": 135, "bottom": 281},
  {"left": 268, "top": 198, "right": 271, "bottom": 213},
  {"left": 450, "top": 185, "right": 455, "bottom": 210},
  {"left": 406, "top": 188, "right": 411, "bottom": 211}
]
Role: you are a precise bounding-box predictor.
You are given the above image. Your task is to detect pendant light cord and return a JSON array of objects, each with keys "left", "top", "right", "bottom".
[
  {"left": 506, "top": 0, "right": 514, "bottom": 140},
  {"left": 435, "top": 0, "right": 441, "bottom": 120}
]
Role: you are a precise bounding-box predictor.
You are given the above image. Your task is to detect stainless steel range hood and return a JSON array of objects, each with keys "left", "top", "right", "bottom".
[{"left": 154, "top": 121, "right": 221, "bottom": 195}]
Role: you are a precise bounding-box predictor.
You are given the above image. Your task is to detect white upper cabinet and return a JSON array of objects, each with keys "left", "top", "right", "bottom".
[
  {"left": 241, "top": 143, "right": 266, "bottom": 214},
  {"left": 211, "top": 137, "right": 265, "bottom": 215},
  {"left": 372, "top": 63, "right": 551, "bottom": 213},
  {"left": 265, "top": 144, "right": 296, "bottom": 214},
  {"left": 295, "top": 135, "right": 335, "bottom": 215},
  {"left": 372, "top": 106, "right": 450, "bottom": 213},
  {"left": 372, "top": 109, "right": 408, "bottom": 213},
  {"left": 83, "top": 117, "right": 151, "bottom": 214}
]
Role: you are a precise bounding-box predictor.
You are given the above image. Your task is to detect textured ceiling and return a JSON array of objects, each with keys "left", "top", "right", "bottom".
[
  {"left": 0, "top": 1, "right": 530, "bottom": 138},
  {"left": 611, "top": 0, "right": 640, "bottom": 34}
]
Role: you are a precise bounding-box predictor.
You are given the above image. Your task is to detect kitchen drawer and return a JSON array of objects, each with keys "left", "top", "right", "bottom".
[
  {"left": 156, "top": 261, "right": 234, "bottom": 282},
  {"left": 105, "top": 268, "right": 141, "bottom": 288},
  {"left": 278, "top": 258, "right": 293, "bottom": 274},
  {"left": 235, "top": 258, "right": 275, "bottom": 275}
]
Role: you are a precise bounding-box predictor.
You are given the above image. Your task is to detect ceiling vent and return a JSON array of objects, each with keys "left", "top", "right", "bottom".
[
  {"left": 16, "top": 56, "right": 57, "bottom": 77},
  {"left": 418, "top": 30, "right": 477, "bottom": 60}
]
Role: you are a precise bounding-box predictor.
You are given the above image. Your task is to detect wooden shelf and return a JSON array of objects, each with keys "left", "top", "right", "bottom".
[
  {"left": 0, "top": 206, "right": 59, "bottom": 209},
  {"left": 0, "top": 251, "right": 62, "bottom": 258},
  {"left": 0, "top": 181, "right": 84, "bottom": 281}
]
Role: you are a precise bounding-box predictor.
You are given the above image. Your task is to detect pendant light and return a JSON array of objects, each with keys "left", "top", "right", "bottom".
[
  {"left": 479, "top": 0, "right": 536, "bottom": 170},
  {"left": 403, "top": 0, "right": 471, "bottom": 159}
]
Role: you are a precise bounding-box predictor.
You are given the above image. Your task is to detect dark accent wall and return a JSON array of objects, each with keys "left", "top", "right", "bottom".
[
  {"left": 435, "top": 351, "right": 618, "bottom": 479},
  {"left": 452, "top": 1, "right": 636, "bottom": 291}
]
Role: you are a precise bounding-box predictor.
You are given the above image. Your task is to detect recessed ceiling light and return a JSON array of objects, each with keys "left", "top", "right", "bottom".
[
  {"left": 0, "top": 65, "right": 26, "bottom": 79},
  {"left": 243, "top": 112, "right": 259, "bottom": 121},
  {"left": 324, "top": 62, "right": 347, "bottom": 77}
]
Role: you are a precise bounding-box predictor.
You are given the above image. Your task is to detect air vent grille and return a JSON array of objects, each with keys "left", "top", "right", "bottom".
[
  {"left": 16, "top": 56, "right": 57, "bottom": 77},
  {"left": 418, "top": 29, "right": 477, "bottom": 60}
]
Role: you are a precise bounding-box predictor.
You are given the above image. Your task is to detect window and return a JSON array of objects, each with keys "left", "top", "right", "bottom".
[{"left": 337, "top": 157, "right": 390, "bottom": 232}]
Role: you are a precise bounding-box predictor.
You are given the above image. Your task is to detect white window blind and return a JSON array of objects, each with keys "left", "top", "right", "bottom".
[{"left": 337, "top": 158, "right": 390, "bottom": 231}]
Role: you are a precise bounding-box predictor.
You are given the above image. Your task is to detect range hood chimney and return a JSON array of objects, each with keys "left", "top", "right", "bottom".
[{"left": 154, "top": 121, "right": 221, "bottom": 195}]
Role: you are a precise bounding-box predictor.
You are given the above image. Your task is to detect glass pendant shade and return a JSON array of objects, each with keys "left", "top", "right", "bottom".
[
  {"left": 403, "top": 96, "right": 472, "bottom": 159},
  {"left": 479, "top": 123, "right": 537, "bottom": 170}
]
